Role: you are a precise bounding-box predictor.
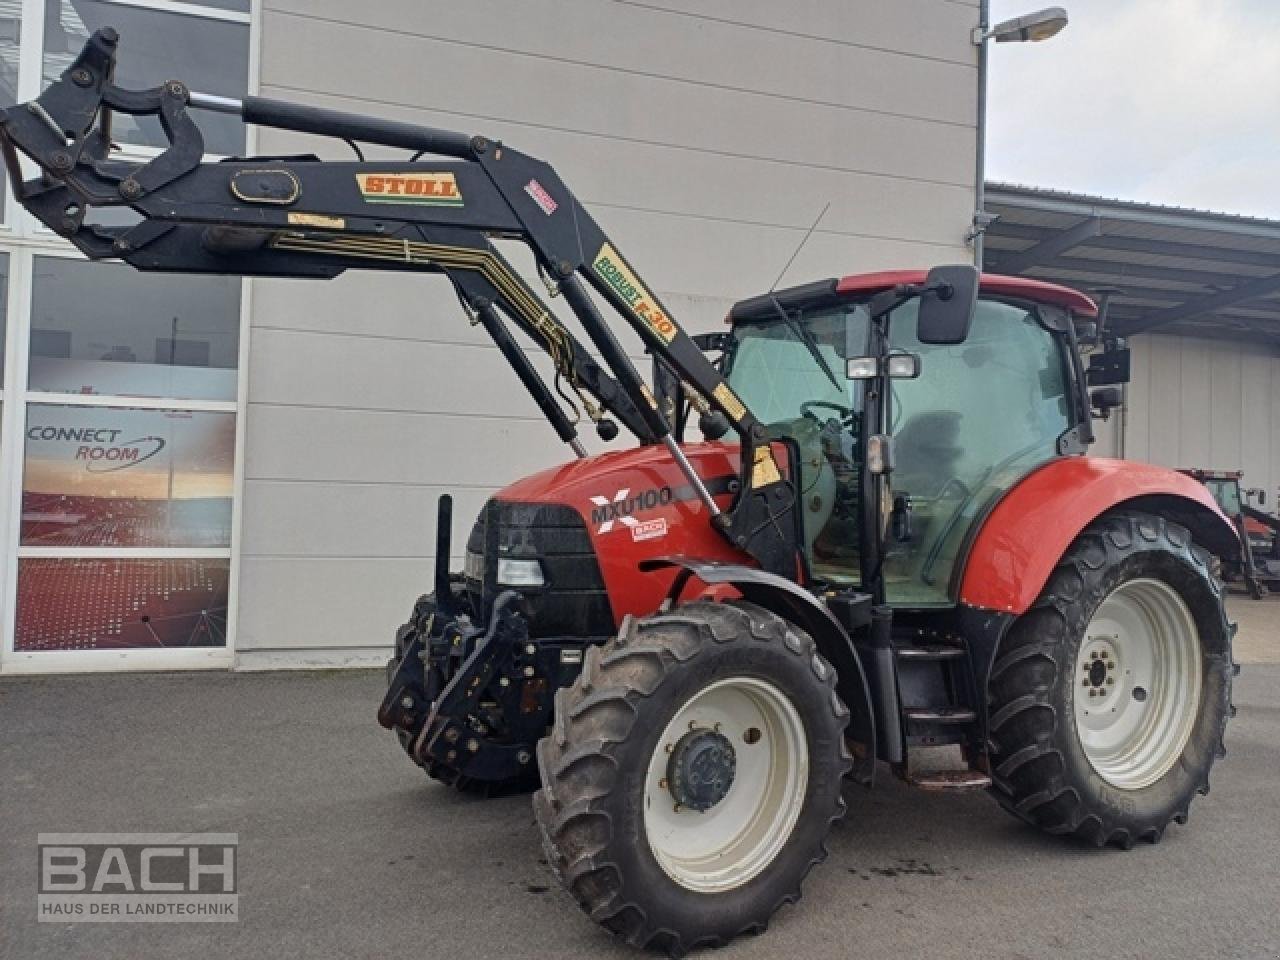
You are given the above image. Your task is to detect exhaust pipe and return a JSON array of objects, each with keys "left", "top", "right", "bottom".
[{"left": 435, "top": 494, "right": 453, "bottom": 613}]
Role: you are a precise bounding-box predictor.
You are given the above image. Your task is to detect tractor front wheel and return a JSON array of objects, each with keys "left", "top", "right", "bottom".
[
  {"left": 533, "top": 601, "right": 850, "bottom": 954},
  {"left": 988, "top": 510, "right": 1233, "bottom": 847}
]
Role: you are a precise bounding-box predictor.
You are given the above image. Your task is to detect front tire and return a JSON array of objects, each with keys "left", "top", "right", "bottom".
[
  {"left": 533, "top": 601, "right": 850, "bottom": 954},
  {"left": 988, "top": 510, "right": 1233, "bottom": 847}
]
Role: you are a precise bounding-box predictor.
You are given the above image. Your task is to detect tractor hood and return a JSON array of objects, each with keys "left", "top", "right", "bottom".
[{"left": 491, "top": 441, "right": 766, "bottom": 623}]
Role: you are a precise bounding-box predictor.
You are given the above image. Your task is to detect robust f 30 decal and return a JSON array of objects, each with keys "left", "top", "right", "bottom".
[{"left": 592, "top": 243, "right": 677, "bottom": 344}]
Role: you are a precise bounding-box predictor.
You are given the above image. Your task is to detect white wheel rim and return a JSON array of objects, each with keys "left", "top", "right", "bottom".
[
  {"left": 643, "top": 677, "right": 809, "bottom": 893},
  {"left": 1073, "top": 578, "right": 1203, "bottom": 791}
]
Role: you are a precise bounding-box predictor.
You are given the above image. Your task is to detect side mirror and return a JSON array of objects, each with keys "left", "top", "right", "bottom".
[
  {"left": 917, "top": 265, "right": 978, "bottom": 345},
  {"left": 1087, "top": 343, "right": 1131, "bottom": 385},
  {"left": 1090, "top": 386, "right": 1123, "bottom": 419}
]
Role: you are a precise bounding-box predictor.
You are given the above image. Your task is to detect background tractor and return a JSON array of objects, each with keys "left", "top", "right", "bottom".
[
  {"left": 1180, "top": 468, "right": 1280, "bottom": 597},
  {"left": 3, "top": 30, "right": 1241, "bottom": 955}
]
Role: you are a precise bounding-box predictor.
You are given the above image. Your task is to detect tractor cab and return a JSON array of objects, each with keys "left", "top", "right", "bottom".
[{"left": 722, "top": 270, "right": 1099, "bottom": 606}]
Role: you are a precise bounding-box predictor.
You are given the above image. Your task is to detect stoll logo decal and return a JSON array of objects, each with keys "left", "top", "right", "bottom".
[
  {"left": 589, "top": 486, "right": 673, "bottom": 536},
  {"left": 37, "top": 833, "right": 238, "bottom": 923},
  {"left": 27, "top": 426, "right": 166, "bottom": 472},
  {"left": 354, "top": 172, "right": 463, "bottom": 206}
]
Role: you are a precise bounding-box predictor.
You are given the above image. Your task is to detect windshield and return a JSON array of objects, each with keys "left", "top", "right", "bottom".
[
  {"left": 726, "top": 305, "right": 870, "bottom": 584},
  {"left": 725, "top": 306, "right": 866, "bottom": 425},
  {"left": 722, "top": 295, "right": 1073, "bottom": 603},
  {"left": 1205, "top": 479, "right": 1242, "bottom": 516}
]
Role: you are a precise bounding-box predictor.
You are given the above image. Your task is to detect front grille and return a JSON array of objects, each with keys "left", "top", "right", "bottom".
[{"left": 465, "top": 499, "right": 614, "bottom": 638}]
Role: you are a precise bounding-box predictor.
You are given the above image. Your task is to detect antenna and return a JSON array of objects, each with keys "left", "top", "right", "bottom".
[
  {"left": 769, "top": 201, "right": 831, "bottom": 293},
  {"left": 766, "top": 202, "right": 841, "bottom": 391}
]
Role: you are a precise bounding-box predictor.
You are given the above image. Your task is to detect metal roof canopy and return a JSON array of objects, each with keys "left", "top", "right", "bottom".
[{"left": 985, "top": 183, "right": 1280, "bottom": 347}]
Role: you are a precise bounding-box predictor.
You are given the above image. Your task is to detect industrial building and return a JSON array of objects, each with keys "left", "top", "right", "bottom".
[
  {"left": 0, "top": 0, "right": 981, "bottom": 672},
  {"left": 0, "top": 1, "right": 1273, "bottom": 673},
  {"left": 985, "top": 184, "right": 1280, "bottom": 502}
]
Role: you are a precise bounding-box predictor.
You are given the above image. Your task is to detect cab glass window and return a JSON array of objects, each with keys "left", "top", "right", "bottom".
[{"left": 885, "top": 298, "right": 1071, "bottom": 605}]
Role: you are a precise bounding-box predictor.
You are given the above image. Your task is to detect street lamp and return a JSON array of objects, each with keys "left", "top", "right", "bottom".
[
  {"left": 976, "top": 7, "right": 1069, "bottom": 44},
  {"left": 970, "top": 5, "right": 1069, "bottom": 268}
]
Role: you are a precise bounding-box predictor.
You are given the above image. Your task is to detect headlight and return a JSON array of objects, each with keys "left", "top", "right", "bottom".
[
  {"left": 497, "top": 557, "right": 545, "bottom": 587},
  {"left": 464, "top": 550, "right": 484, "bottom": 582}
]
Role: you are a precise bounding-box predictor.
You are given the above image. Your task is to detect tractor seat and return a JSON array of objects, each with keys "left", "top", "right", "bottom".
[{"left": 894, "top": 411, "right": 963, "bottom": 499}]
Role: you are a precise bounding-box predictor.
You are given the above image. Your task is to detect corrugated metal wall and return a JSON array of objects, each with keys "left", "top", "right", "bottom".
[
  {"left": 1114, "top": 333, "right": 1280, "bottom": 500},
  {"left": 234, "top": 0, "right": 981, "bottom": 666}
]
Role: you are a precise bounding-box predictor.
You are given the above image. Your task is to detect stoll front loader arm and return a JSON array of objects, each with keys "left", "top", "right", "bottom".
[{"left": 1, "top": 28, "right": 798, "bottom": 577}]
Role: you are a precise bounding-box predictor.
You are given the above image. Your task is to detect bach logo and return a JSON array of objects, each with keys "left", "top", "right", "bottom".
[
  {"left": 37, "top": 833, "right": 238, "bottom": 923},
  {"left": 630, "top": 517, "right": 668, "bottom": 542},
  {"left": 589, "top": 486, "right": 674, "bottom": 534}
]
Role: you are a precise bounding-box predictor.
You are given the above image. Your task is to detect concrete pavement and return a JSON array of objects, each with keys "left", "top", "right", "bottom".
[{"left": 1, "top": 598, "right": 1277, "bottom": 960}]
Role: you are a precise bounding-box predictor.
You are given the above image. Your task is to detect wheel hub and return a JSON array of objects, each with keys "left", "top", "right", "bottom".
[
  {"left": 667, "top": 729, "right": 737, "bottom": 811},
  {"left": 1073, "top": 578, "right": 1203, "bottom": 791},
  {"left": 643, "top": 676, "right": 809, "bottom": 892},
  {"left": 1081, "top": 641, "right": 1119, "bottom": 705}
]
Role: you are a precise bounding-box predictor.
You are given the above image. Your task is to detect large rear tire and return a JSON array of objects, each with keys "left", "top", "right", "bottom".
[
  {"left": 987, "top": 510, "right": 1234, "bottom": 847},
  {"left": 533, "top": 601, "right": 850, "bottom": 954}
]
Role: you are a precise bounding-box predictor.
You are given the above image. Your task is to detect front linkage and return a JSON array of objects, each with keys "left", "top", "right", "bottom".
[
  {"left": 376, "top": 496, "right": 593, "bottom": 790},
  {"left": 380, "top": 589, "right": 544, "bottom": 788}
]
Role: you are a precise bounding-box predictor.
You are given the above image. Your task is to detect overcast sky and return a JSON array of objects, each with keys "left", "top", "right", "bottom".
[{"left": 987, "top": 0, "right": 1280, "bottom": 217}]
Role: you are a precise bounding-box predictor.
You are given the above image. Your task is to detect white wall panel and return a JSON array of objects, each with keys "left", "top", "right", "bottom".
[
  {"left": 1241, "top": 352, "right": 1273, "bottom": 492},
  {"left": 1272, "top": 358, "right": 1280, "bottom": 500},
  {"left": 235, "top": 557, "right": 437, "bottom": 663},
  {"left": 1091, "top": 404, "right": 1121, "bottom": 458},
  {"left": 1208, "top": 344, "right": 1244, "bottom": 471},
  {"left": 242, "top": 406, "right": 564, "bottom": 488},
  {"left": 240, "top": 481, "right": 490, "bottom": 560},
  {"left": 266, "top": 0, "right": 977, "bottom": 126},
  {"left": 1120, "top": 333, "right": 1280, "bottom": 503},
  {"left": 608, "top": 0, "right": 981, "bottom": 64},
  {"left": 238, "top": 0, "right": 980, "bottom": 663},
  {"left": 252, "top": 89, "right": 974, "bottom": 251},
  {"left": 1145, "top": 336, "right": 1182, "bottom": 467},
  {"left": 1123, "top": 335, "right": 1151, "bottom": 462}
]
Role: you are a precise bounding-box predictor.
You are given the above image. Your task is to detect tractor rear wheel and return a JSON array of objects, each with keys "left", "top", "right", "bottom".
[
  {"left": 988, "top": 510, "right": 1233, "bottom": 847},
  {"left": 533, "top": 601, "right": 850, "bottom": 954}
]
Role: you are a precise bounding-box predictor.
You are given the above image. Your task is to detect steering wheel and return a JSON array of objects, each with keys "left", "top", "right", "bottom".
[{"left": 800, "top": 400, "right": 854, "bottom": 424}]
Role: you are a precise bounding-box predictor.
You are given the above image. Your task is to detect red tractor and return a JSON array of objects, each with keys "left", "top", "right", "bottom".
[
  {"left": 5, "top": 30, "right": 1239, "bottom": 955},
  {"left": 1180, "top": 467, "right": 1280, "bottom": 597}
]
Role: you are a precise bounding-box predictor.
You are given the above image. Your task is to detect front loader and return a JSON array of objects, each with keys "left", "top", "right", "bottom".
[{"left": 4, "top": 29, "right": 1241, "bottom": 955}]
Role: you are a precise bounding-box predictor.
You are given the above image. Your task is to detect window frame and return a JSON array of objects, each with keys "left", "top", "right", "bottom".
[{"left": 0, "top": 0, "right": 258, "bottom": 673}]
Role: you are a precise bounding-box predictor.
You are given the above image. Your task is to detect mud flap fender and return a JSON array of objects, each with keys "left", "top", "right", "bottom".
[{"left": 641, "top": 557, "right": 876, "bottom": 785}]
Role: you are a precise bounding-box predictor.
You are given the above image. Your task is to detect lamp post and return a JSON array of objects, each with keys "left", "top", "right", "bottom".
[{"left": 971, "top": 4, "right": 1069, "bottom": 268}]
